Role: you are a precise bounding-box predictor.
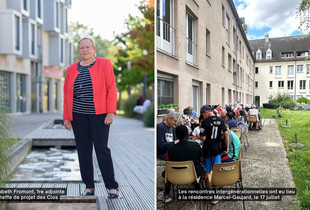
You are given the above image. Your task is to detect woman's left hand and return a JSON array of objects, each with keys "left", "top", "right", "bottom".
[{"left": 104, "top": 112, "right": 114, "bottom": 125}]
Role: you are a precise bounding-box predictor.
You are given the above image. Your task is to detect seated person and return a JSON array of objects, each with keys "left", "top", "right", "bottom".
[
  {"left": 133, "top": 99, "right": 151, "bottom": 114},
  {"left": 226, "top": 111, "right": 237, "bottom": 129},
  {"left": 249, "top": 104, "right": 260, "bottom": 130},
  {"left": 157, "top": 112, "right": 180, "bottom": 160},
  {"left": 220, "top": 109, "right": 228, "bottom": 120},
  {"left": 178, "top": 107, "right": 194, "bottom": 135},
  {"left": 158, "top": 125, "right": 203, "bottom": 202},
  {"left": 237, "top": 110, "right": 248, "bottom": 135},
  {"left": 221, "top": 123, "right": 241, "bottom": 162},
  {"left": 188, "top": 106, "right": 199, "bottom": 119}
]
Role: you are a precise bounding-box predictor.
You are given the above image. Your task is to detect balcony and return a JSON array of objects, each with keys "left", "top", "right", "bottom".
[
  {"left": 186, "top": 37, "right": 197, "bottom": 67},
  {"left": 156, "top": 18, "right": 175, "bottom": 57}
]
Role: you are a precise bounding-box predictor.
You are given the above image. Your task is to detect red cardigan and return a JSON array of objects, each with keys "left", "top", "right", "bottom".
[{"left": 63, "top": 58, "right": 117, "bottom": 121}]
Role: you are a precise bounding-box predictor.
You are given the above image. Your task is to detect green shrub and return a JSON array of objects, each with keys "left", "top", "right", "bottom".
[
  {"left": 262, "top": 103, "right": 278, "bottom": 109},
  {"left": 296, "top": 97, "right": 309, "bottom": 104},
  {"left": 268, "top": 93, "right": 296, "bottom": 109},
  {"left": 0, "top": 106, "right": 12, "bottom": 181},
  {"left": 122, "top": 93, "right": 140, "bottom": 118},
  {"left": 143, "top": 103, "right": 154, "bottom": 127},
  {"left": 279, "top": 100, "right": 297, "bottom": 109}
]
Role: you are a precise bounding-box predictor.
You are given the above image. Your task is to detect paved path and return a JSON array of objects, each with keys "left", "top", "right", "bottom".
[
  {"left": 157, "top": 118, "right": 299, "bottom": 209},
  {"left": 8, "top": 113, "right": 154, "bottom": 210}
]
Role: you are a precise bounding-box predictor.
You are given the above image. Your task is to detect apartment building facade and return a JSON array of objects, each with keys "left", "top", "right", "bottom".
[
  {"left": 249, "top": 35, "right": 310, "bottom": 107},
  {"left": 157, "top": 0, "right": 255, "bottom": 114},
  {"left": 0, "top": 0, "right": 72, "bottom": 113}
]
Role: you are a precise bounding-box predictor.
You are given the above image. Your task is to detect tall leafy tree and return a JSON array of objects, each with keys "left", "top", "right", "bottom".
[{"left": 297, "top": 0, "right": 310, "bottom": 32}]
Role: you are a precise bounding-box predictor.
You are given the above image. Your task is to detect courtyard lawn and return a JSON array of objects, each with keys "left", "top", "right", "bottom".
[{"left": 260, "top": 108, "right": 310, "bottom": 209}]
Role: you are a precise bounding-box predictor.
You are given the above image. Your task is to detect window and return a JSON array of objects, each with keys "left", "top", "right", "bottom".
[
  {"left": 275, "top": 66, "right": 281, "bottom": 77},
  {"left": 287, "top": 65, "right": 294, "bottom": 77},
  {"left": 300, "top": 80, "right": 306, "bottom": 90},
  {"left": 281, "top": 52, "right": 293, "bottom": 58},
  {"left": 60, "top": 38, "right": 64, "bottom": 64},
  {"left": 307, "top": 64, "right": 310, "bottom": 75},
  {"left": 222, "top": 5, "right": 225, "bottom": 26},
  {"left": 297, "top": 65, "right": 303, "bottom": 73},
  {"left": 233, "top": 27, "right": 236, "bottom": 51},
  {"left": 206, "top": 28, "right": 210, "bottom": 55},
  {"left": 256, "top": 49, "right": 261, "bottom": 60},
  {"left": 225, "top": 14, "right": 230, "bottom": 44},
  {"left": 23, "top": 0, "right": 28, "bottom": 11},
  {"left": 269, "top": 81, "right": 273, "bottom": 88},
  {"left": 288, "top": 81, "right": 294, "bottom": 90},
  {"left": 65, "top": 9, "right": 68, "bottom": 33},
  {"left": 297, "top": 51, "right": 309, "bottom": 57},
  {"left": 222, "top": 46, "right": 225, "bottom": 67},
  {"left": 239, "top": 40, "right": 241, "bottom": 58},
  {"left": 31, "top": 23, "right": 35, "bottom": 55},
  {"left": 186, "top": 12, "right": 196, "bottom": 65},
  {"left": 255, "top": 67, "right": 258, "bottom": 74},
  {"left": 269, "top": 66, "right": 273, "bottom": 74},
  {"left": 228, "top": 53, "right": 231, "bottom": 71},
  {"left": 37, "top": 0, "right": 42, "bottom": 18},
  {"left": 56, "top": 1, "right": 60, "bottom": 28},
  {"left": 242, "top": 46, "right": 244, "bottom": 59},
  {"left": 157, "top": 0, "right": 174, "bottom": 56},
  {"left": 278, "top": 81, "right": 284, "bottom": 88},
  {"left": 158, "top": 76, "right": 174, "bottom": 105},
  {"left": 266, "top": 48, "right": 272, "bottom": 59},
  {"left": 255, "top": 81, "right": 258, "bottom": 88},
  {"left": 15, "top": 15, "right": 20, "bottom": 51},
  {"left": 192, "top": 82, "right": 200, "bottom": 113}
]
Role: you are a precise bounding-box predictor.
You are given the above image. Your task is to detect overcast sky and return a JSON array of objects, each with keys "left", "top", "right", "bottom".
[
  {"left": 68, "top": 0, "right": 142, "bottom": 41},
  {"left": 233, "top": 0, "right": 304, "bottom": 40}
]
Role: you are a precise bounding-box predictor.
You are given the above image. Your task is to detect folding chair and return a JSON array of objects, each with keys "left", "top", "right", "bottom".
[
  {"left": 248, "top": 115, "right": 258, "bottom": 130},
  {"left": 231, "top": 127, "right": 247, "bottom": 153},
  {"left": 164, "top": 161, "right": 202, "bottom": 209},
  {"left": 209, "top": 161, "right": 245, "bottom": 210}
]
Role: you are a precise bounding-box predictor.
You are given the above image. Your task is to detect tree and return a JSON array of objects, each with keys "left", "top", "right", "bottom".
[{"left": 297, "top": 0, "right": 310, "bottom": 32}]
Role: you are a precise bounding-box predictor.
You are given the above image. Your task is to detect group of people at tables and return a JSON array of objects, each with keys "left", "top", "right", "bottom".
[{"left": 157, "top": 103, "right": 261, "bottom": 203}]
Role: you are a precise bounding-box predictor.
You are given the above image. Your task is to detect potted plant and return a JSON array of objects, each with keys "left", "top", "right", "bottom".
[{"left": 157, "top": 104, "right": 179, "bottom": 115}]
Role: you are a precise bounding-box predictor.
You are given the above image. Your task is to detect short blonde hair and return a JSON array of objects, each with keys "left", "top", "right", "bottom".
[{"left": 78, "top": 37, "right": 96, "bottom": 49}]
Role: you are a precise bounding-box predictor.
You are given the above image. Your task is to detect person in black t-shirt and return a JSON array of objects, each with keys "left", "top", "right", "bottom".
[
  {"left": 199, "top": 105, "right": 229, "bottom": 181},
  {"left": 157, "top": 112, "right": 180, "bottom": 160}
]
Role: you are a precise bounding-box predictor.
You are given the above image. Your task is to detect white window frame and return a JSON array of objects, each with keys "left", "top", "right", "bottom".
[
  {"left": 307, "top": 64, "right": 310, "bottom": 77},
  {"left": 275, "top": 66, "right": 281, "bottom": 78},
  {"left": 158, "top": 74, "right": 174, "bottom": 105},
  {"left": 297, "top": 65, "right": 303, "bottom": 73},
  {"left": 287, "top": 65, "right": 294, "bottom": 78},
  {"left": 14, "top": 14, "right": 22, "bottom": 54},
  {"left": 29, "top": 21, "right": 37, "bottom": 57},
  {"left": 287, "top": 80, "right": 294, "bottom": 92},
  {"left": 55, "top": 1, "right": 60, "bottom": 29},
  {"left": 300, "top": 80, "right": 306, "bottom": 92},
  {"left": 269, "top": 66, "right": 273, "bottom": 74},
  {"left": 225, "top": 14, "right": 230, "bottom": 44},
  {"left": 192, "top": 81, "right": 200, "bottom": 114},
  {"left": 266, "top": 49, "right": 272, "bottom": 59},
  {"left": 278, "top": 81, "right": 284, "bottom": 88},
  {"left": 186, "top": 12, "right": 196, "bottom": 65},
  {"left": 157, "top": 0, "right": 174, "bottom": 56},
  {"left": 256, "top": 49, "right": 261, "bottom": 60}
]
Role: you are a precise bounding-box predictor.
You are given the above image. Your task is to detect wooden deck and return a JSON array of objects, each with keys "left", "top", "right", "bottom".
[{"left": 6, "top": 116, "right": 154, "bottom": 210}]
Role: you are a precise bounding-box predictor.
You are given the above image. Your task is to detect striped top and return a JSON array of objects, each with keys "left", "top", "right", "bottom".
[{"left": 72, "top": 60, "right": 96, "bottom": 114}]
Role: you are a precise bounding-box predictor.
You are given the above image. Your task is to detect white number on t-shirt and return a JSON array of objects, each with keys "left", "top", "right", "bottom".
[{"left": 211, "top": 126, "right": 218, "bottom": 139}]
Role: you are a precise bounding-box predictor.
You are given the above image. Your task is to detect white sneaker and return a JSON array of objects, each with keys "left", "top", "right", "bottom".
[{"left": 157, "top": 191, "right": 172, "bottom": 203}]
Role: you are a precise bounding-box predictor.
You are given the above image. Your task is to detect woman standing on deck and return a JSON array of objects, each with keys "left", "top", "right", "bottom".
[{"left": 63, "top": 37, "right": 119, "bottom": 198}]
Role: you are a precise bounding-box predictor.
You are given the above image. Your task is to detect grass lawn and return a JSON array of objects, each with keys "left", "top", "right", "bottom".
[{"left": 260, "top": 108, "right": 310, "bottom": 209}]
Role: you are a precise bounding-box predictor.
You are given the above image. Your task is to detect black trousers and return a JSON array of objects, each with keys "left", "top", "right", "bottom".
[{"left": 71, "top": 112, "right": 118, "bottom": 190}]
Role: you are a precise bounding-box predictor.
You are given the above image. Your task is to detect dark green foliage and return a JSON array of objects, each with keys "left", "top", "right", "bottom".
[
  {"left": 143, "top": 103, "right": 154, "bottom": 127},
  {"left": 296, "top": 96, "right": 309, "bottom": 104},
  {"left": 267, "top": 94, "right": 296, "bottom": 109},
  {"left": 262, "top": 103, "right": 279, "bottom": 109}
]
